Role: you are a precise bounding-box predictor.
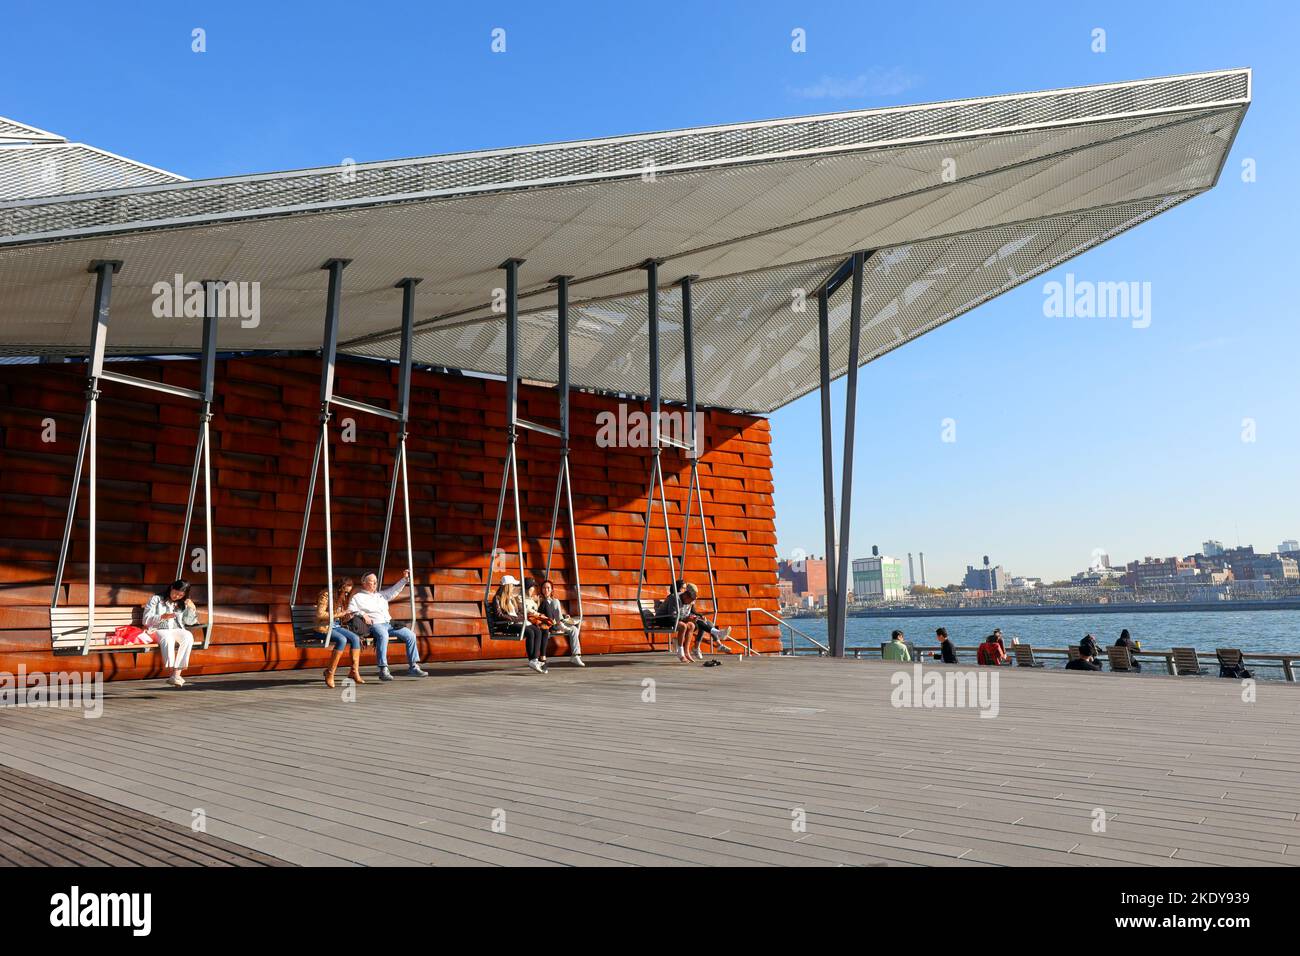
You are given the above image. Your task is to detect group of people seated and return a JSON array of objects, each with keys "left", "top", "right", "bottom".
[
  {"left": 315, "top": 569, "right": 427, "bottom": 687},
  {"left": 489, "top": 574, "right": 584, "bottom": 673},
  {"left": 147, "top": 569, "right": 721, "bottom": 687},
  {"left": 880, "top": 626, "right": 1143, "bottom": 671},
  {"left": 649, "top": 579, "right": 731, "bottom": 663},
  {"left": 1065, "top": 629, "right": 1142, "bottom": 671}
]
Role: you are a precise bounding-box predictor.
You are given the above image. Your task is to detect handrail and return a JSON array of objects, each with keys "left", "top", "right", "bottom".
[{"left": 746, "top": 607, "right": 828, "bottom": 656}]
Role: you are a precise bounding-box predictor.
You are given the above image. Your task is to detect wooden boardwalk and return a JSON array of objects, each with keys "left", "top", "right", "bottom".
[
  {"left": 0, "top": 654, "right": 1297, "bottom": 866},
  {"left": 0, "top": 764, "right": 288, "bottom": 866}
]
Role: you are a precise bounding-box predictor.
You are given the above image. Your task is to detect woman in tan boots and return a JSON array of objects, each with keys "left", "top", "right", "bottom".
[{"left": 316, "top": 577, "right": 365, "bottom": 688}]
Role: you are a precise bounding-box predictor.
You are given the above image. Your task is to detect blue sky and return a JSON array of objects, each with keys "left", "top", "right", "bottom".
[{"left": 3, "top": 1, "right": 1295, "bottom": 584}]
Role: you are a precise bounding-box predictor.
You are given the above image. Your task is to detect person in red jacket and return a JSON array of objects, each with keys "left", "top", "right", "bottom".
[{"left": 976, "top": 633, "right": 1009, "bottom": 666}]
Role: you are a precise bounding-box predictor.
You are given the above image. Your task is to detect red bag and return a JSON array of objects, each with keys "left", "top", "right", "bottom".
[{"left": 108, "top": 624, "right": 149, "bottom": 646}]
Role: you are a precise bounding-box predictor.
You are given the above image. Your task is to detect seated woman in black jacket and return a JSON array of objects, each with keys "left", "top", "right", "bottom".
[
  {"left": 491, "top": 575, "right": 550, "bottom": 673},
  {"left": 1114, "top": 629, "right": 1142, "bottom": 671}
]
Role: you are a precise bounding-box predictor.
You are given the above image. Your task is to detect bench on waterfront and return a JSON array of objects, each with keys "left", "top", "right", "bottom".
[
  {"left": 1171, "top": 646, "right": 1205, "bottom": 676},
  {"left": 50, "top": 605, "right": 205, "bottom": 656},
  {"left": 1105, "top": 645, "right": 1135, "bottom": 672},
  {"left": 1012, "top": 644, "right": 1044, "bottom": 667}
]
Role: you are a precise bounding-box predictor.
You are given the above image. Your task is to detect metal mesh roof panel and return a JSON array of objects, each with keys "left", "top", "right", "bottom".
[
  {"left": 0, "top": 115, "right": 64, "bottom": 144},
  {"left": 0, "top": 70, "right": 1249, "bottom": 413},
  {"left": 0, "top": 143, "right": 185, "bottom": 201}
]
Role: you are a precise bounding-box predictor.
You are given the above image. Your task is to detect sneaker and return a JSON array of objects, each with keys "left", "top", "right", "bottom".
[
  {"left": 378, "top": 668, "right": 395, "bottom": 682},
  {"left": 407, "top": 666, "right": 428, "bottom": 677},
  {"left": 716, "top": 627, "right": 732, "bottom": 643},
  {"left": 167, "top": 675, "right": 183, "bottom": 688},
  {"left": 539, "top": 661, "right": 549, "bottom": 673},
  {"left": 528, "top": 659, "right": 544, "bottom": 673},
  {"left": 571, "top": 655, "right": 585, "bottom": 667}
]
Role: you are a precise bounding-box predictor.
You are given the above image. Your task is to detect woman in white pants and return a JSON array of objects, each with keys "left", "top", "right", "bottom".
[{"left": 143, "top": 580, "right": 199, "bottom": 687}]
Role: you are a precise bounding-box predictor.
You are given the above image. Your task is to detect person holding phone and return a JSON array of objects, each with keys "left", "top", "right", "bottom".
[
  {"left": 348, "top": 569, "right": 426, "bottom": 681},
  {"left": 143, "top": 579, "right": 200, "bottom": 687}
]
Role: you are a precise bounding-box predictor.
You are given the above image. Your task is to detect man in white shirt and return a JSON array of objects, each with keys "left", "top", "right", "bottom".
[{"left": 348, "top": 569, "right": 426, "bottom": 681}]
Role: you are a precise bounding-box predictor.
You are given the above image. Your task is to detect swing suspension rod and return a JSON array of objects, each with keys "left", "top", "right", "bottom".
[
  {"left": 485, "top": 264, "right": 584, "bottom": 637},
  {"left": 290, "top": 263, "right": 422, "bottom": 634},
  {"left": 636, "top": 269, "right": 724, "bottom": 644},
  {"left": 51, "top": 261, "right": 219, "bottom": 652}
]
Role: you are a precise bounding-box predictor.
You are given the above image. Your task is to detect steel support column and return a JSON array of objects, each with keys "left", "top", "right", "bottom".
[
  {"left": 831, "top": 251, "right": 866, "bottom": 658},
  {"left": 817, "top": 285, "right": 839, "bottom": 655}
]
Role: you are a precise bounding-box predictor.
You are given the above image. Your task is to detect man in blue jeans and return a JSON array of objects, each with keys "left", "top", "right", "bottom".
[{"left": 348, "top": 569, "right": 427, "bottom": 681}]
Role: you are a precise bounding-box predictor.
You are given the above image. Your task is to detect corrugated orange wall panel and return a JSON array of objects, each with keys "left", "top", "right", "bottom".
[{"left": 0, "top": 356, "right": 781, "bottom": 679}]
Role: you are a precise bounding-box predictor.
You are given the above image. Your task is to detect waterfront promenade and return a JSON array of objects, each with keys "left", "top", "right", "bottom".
[{"left": 0, "top": 654, "right": 1297, "bottom": 866}]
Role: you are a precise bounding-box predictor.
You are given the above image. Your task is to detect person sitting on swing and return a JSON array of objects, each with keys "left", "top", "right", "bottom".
[
  {"left": 651, "top": 581, "right": 695, "bottom": 662},
  {"left": 539, "top": 578, "right": 584, "bottom": 668},
  {"left": 143, "top": 579, "right": 199, "bottom": 687},
  {"left": 348, "top": 569, "right": 427, "bottom": 681},
  {"left": 316, "top": 576, "right": 365, "bottom": 688},
  {"left": 677, "top": 581, "right": 732, "bottom": 656},
  {"left": 491, "top": 575, "right": 549, "bottom": 673}
]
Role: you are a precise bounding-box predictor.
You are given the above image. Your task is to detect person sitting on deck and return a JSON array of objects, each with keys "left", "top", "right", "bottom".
[
  {"left": 882, "top": 629, "right": 911, "bottom": 662},
  {"left": 1080, "top": 632, "right": 1101, "bottom": 660},
  {"left": 349, "top": 569, "right": 426, "bottom": 681},
  {"left": 539, "top": 578, "right": 584, "bottom": 668},
  {"left": 933, "top": 627, "right": 958, "bottom": 663},
  {"left": 143, "top": 579, "right": 199, "bottom": 688},
  {"left": 317, "top": 576, "right": 364, "bottom": 688},
  {"left": 491, "top": 575, "right": 549, "bottom": 673},
  {"left": 1066, "top": 650, "right": 1103, "bottom": 671},
  {"left": 677, "top": 581, "right": 733, "bottom": 656},
  {"left": 976, "top": 632, "right": 1009, "bottom": 666},
  {"left": 1114, "top": 629, "right": 1142, "bottom": 672}
]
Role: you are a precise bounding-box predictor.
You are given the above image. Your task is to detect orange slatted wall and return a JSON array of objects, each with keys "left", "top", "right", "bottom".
[{"left": 0, "top": 356, "right": 781, "bottom": 679}]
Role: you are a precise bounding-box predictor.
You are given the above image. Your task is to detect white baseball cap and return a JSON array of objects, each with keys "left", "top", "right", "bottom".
[{"left": 501, "top": 574, "right": 520, "bottom": 586}]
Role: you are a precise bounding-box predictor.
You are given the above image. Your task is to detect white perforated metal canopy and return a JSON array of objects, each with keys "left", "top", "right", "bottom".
[{"left": 0, "top": 69, "right": 1249, "bottom": 412}]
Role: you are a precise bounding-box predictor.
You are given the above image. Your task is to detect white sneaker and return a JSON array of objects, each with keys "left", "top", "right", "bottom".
[
  {"left": 716, "top": 627, "right": 732, "bottom": 643},
  {"left": 572, "top": 655, "right": 585, "bottom": 667},
  {"left": 528, "top": 659, "right": 543, "bottom": 673},
  {"left": 168, "top": 675, "right": 184, "bottom": 688}
]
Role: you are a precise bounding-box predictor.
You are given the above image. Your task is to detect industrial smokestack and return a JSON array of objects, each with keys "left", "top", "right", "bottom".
[
  {"left": 919, "top": 552, "right": 926, "bottom": 587},
  {"left": 907, "top": 553, "right": 915, "bottom": 587}
]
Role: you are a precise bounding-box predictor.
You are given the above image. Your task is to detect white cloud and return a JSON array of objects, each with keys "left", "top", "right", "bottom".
[{"left": 789, "top": 67, "right": 919, "bottom": 101}]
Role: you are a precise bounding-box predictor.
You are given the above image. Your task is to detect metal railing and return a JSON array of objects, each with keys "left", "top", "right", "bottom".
[{"left": 745, "top": 607, "right": 828, "bottom": 657}]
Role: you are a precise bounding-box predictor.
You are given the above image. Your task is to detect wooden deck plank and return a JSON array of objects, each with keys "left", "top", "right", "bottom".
[{"left": 0, "top": 654, "right": 1296, "bottom": 866}]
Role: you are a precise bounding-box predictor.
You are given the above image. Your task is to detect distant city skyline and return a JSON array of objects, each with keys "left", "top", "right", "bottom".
[{"left": 776, "top": 533, "right": 1300, "bottom": 590}]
